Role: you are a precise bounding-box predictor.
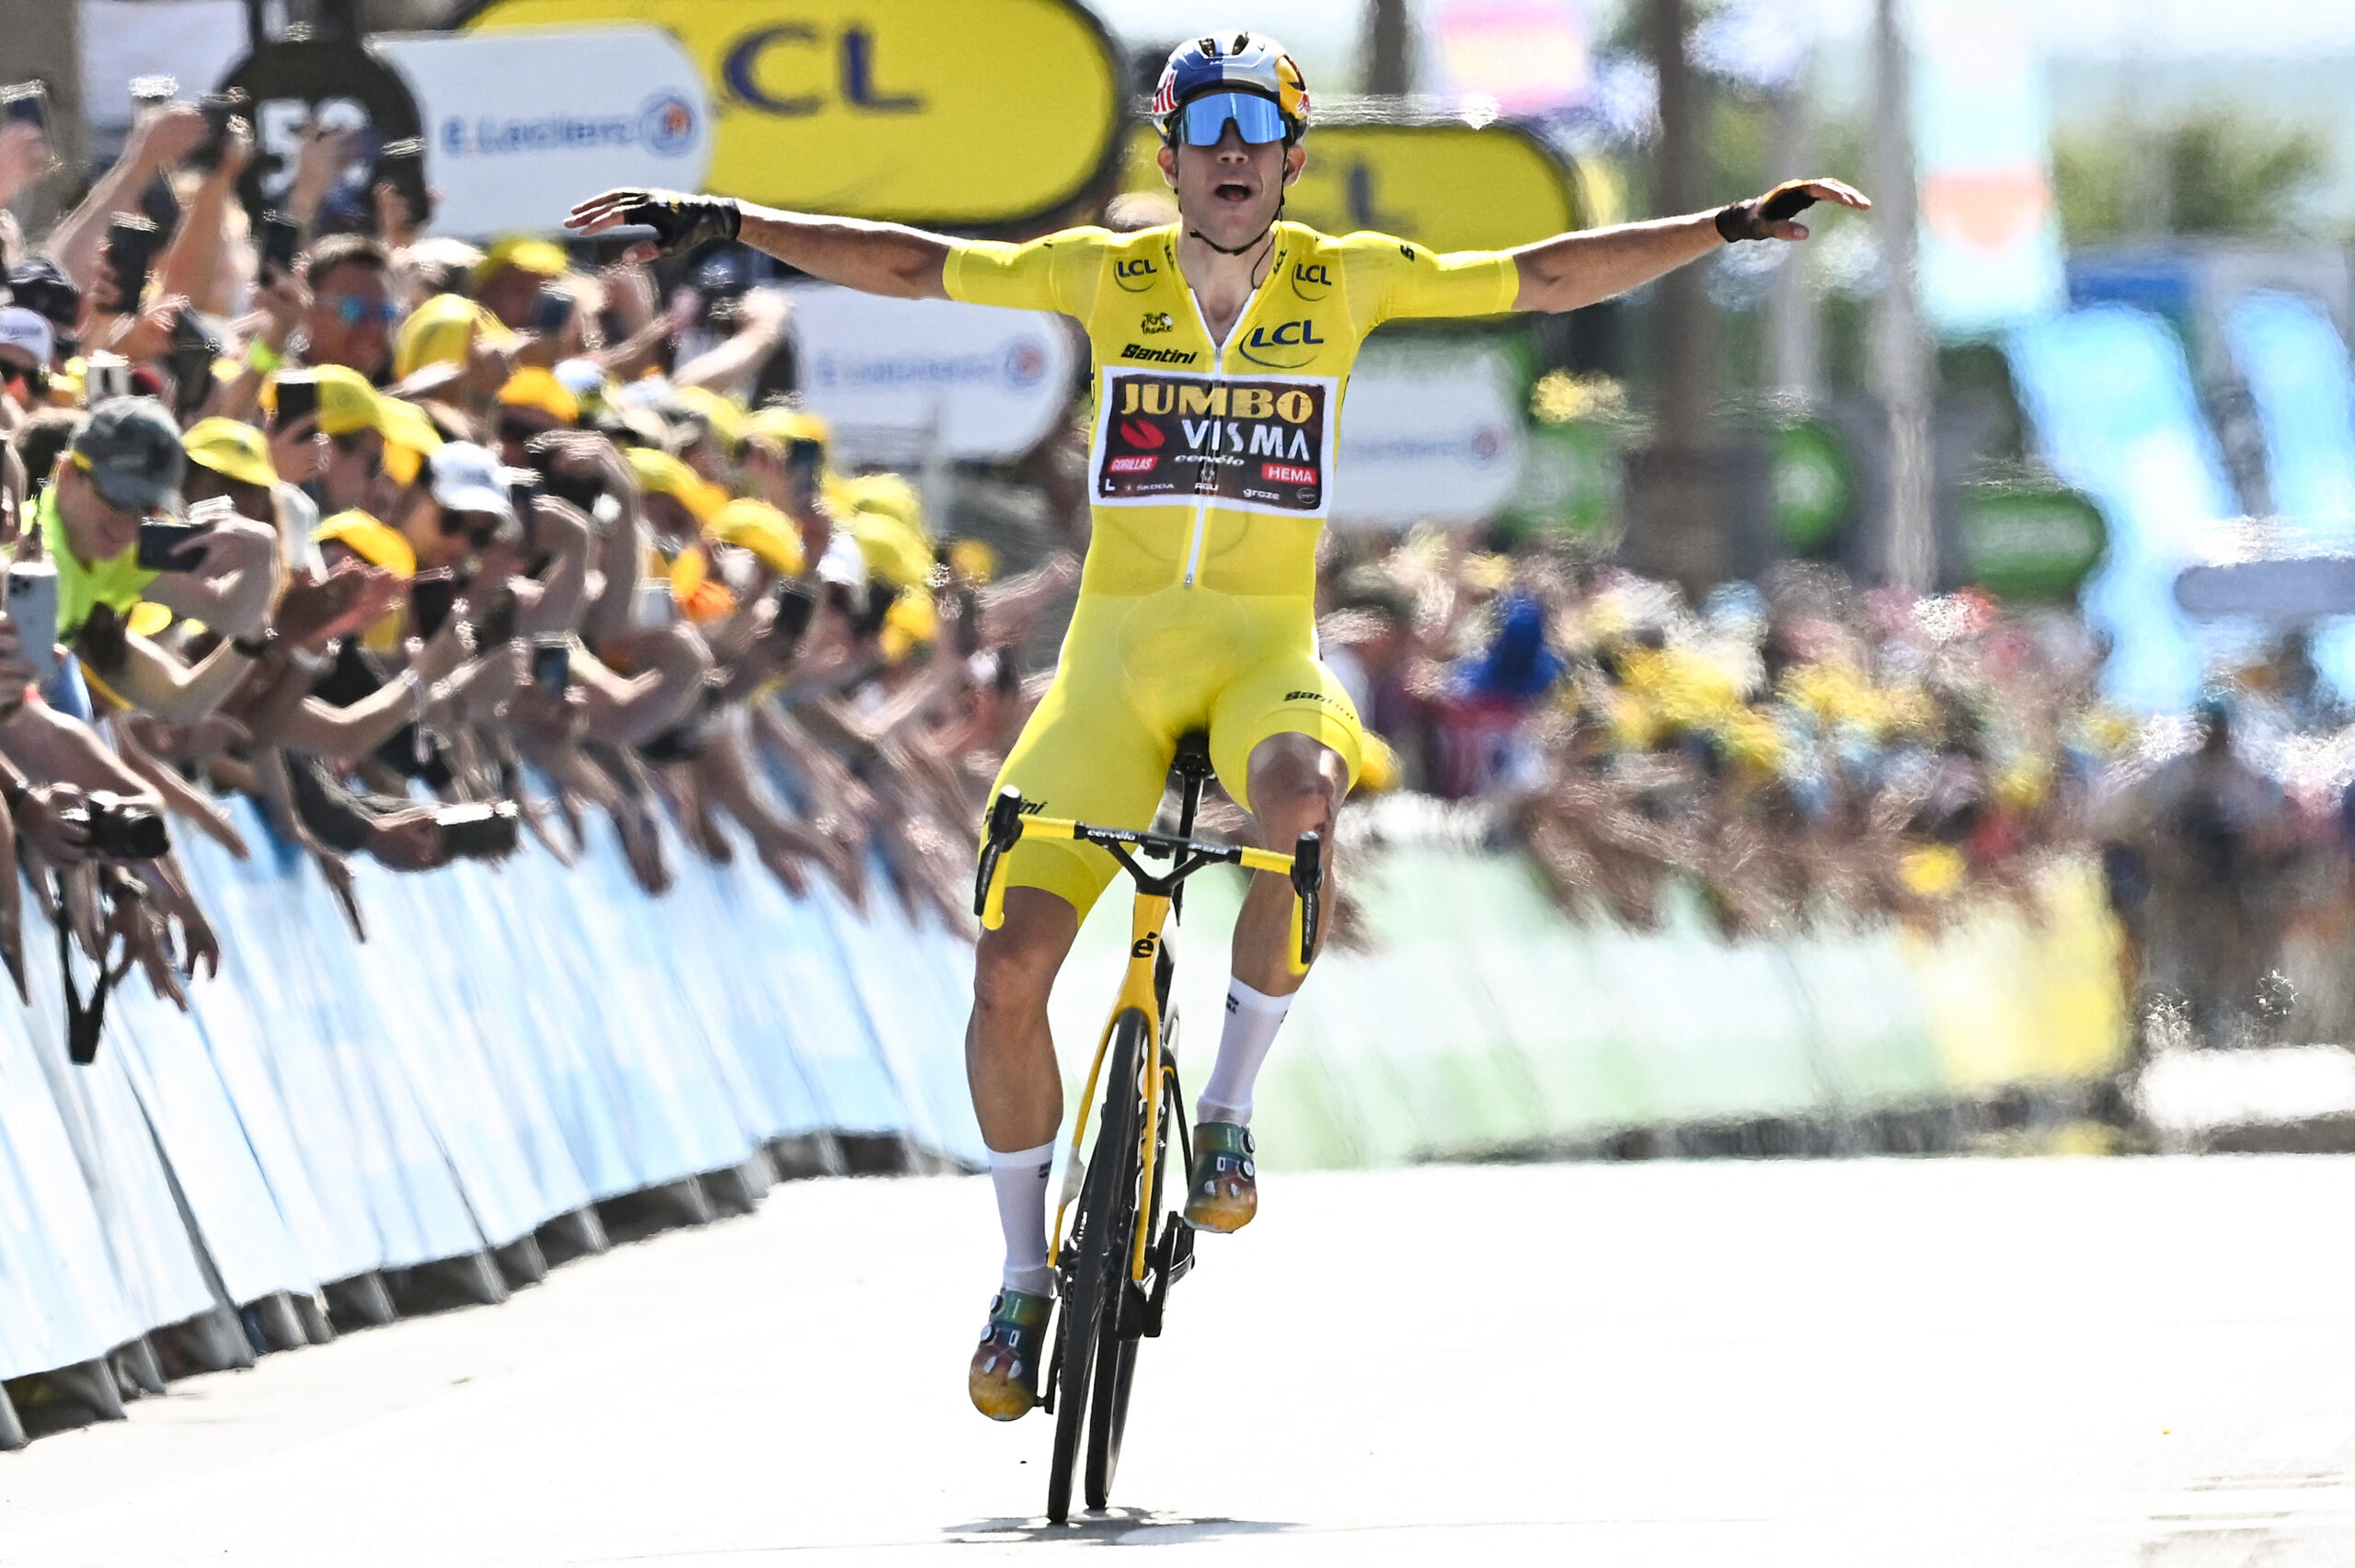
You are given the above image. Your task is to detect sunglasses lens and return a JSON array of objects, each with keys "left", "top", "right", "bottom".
[{"left": 1177, "top": 91, "right": 1287, "bottom": 147}]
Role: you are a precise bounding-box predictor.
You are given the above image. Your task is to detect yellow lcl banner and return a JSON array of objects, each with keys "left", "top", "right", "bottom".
[
  {"left": 468, "top": 0, "right": 1120, "bottom": 225},
  {"left": 1122, "top": 120, "right": 1599, "bottom": 255}
]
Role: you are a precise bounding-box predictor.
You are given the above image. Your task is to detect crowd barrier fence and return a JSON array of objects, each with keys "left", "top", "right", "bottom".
[{"left": 1, "top": 809, "right": 2129, "bottom": 1443}]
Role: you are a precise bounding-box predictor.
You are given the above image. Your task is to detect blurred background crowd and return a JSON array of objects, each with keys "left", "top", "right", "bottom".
[{"left": 4, "top": 0, "right": 2355, "bottom": 1070}]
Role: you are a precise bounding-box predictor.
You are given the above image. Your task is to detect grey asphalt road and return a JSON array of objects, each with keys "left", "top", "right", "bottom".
[{"left": 4, "top": 1156, "right": 2354, "bottom": 1566}]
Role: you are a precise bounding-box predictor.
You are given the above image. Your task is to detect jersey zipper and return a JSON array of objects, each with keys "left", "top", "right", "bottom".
[{"left": 1178, "top": 238, "right": 1280, "bottom": 589}]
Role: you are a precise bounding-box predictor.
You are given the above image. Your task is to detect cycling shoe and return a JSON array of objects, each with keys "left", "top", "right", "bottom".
[
  {"left": 1181, "top": 1120, "right": 1257, "bottom": 1233},
  {"left": 967, "top": 1287, "right": 1052, "bottom": 1421}
]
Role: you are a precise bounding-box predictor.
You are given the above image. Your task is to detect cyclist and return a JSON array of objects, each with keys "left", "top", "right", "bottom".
[{"left": 569, "top": 30, "right": 1865, "bottom": 1423}]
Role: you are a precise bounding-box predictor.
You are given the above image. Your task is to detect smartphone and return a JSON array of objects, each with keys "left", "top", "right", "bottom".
[
  {"left": 273, "top": 374, "right": 320, "bottom": 430},
  {"left": 410, "top": 569, "right": 459, "bottom": 637},
  {"left": 435, "top": 801, "right": 520, "bottom": 861},
  {"left": 954, "top": 584, "right": 982, "bottom": 657},
  {"left": 188, "top": 90, "right": 248, "bottom": 173},
  {"left": 82, "top": 351, "right": 132, "bottom": 406},
  {"left": 374, "top": 137, "right": 431, "bottom": 229},
  {"left": 6, "top": 560, "right": 60, "bottom": 694},
  {"left": 634, "top": 579, "right": 676, "bottom": 628},
  {"left": 137, "top": 520, "right": 213, "bottom": 572},
  {"left": 104, "top": 215, "right": 159, "bottom": 312},
  {"left": 127, "top": 76, "right": 178, "bottom": 112},
  {"left": 258, "top": 212, "right": 301, "bottom": 283},
  {"left": 530, "top": 636, "right": 569, "bottom": 697},
  {"left": 528, "top": 286, "right": 574, "bottom": 335},
  {"left": 1, "top": 81, "right": 47, "bottom": 133},
  {"left": 505, "top": 469, "right": 541, "bottom": 527},
  {"left": 469, "top": 584, "right": 518, "bottom": 647},
  {"left": 772, "top": 580, "right": 817, "bottom": 644},
  {"left": 167, "top": 308, "right": 221, "bottom": 420}
]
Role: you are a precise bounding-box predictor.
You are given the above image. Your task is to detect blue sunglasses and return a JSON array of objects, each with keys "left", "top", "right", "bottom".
[
  {"left": 1171, "top": 90, "right": 1288, "bottom": 148},
  {"left": 328, "top": 293, "right": 400, "bottom": 328}
]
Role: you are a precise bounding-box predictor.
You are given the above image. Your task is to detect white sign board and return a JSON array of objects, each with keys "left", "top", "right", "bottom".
[
  {"left": 1332, "top": 338, "right": 1525, "bottom": 525},
  {"left": 786, "top": 285, "right": 1075, "bottom": 464},
  {"left": 374, "top": 28, "right": 712, "bottom": 238}
]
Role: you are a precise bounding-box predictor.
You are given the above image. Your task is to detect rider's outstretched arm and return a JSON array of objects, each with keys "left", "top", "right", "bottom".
[
  {"left": 1509, "top": 177, "right": 1869, "bottom": 315},
  {"left": 568, "top": 189, "right": 950, "bottom": 300}
]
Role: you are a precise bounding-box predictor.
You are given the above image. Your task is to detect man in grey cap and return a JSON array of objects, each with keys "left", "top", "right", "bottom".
[{"left": 32, "top": 396, "right": 279, "bottom": 718}]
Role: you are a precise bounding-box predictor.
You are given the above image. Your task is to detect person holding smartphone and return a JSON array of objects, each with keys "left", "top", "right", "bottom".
[
  {"left": 32, "top": 399, "right": 279, "bottom": 722},
  {"left": 0, "top": 82, "right": 57, "bottom": 266}
]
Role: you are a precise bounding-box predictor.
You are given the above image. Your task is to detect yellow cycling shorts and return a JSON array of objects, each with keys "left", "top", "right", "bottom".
[{"left": 987, "top": 586, "right": 1363, "bottom": 919}]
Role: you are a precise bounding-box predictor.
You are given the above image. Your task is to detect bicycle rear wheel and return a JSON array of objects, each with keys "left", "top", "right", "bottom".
[{"left": 1046, "top": 1008, "right": 1148, "bottom": 1524}]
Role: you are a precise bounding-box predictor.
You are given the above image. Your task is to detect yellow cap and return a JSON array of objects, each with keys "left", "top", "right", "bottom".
[
  {"left": 127, "top": 602, "right": 175, "bottom": 637},
  {"left": 849, "top": 509, "right": 936, "bottom": 591},
  {"left": 393, "top": 292, "right": 514, "bottom": 381},
  {"left": 270, "top": 366, "right": 446, "bottom": 467},
  {"left": 879, "top": 588, "right": 938, "bottom": 663},
  {"left": 182, "top": 417, "right": 278, "bottom": 489},
  {"left": 623, "top": 446, "right": 726, "bottom": 524},
  {"left": 314, "top": 509, "right": 418, "bottom": 579},
  {"left": 708, "top": 498, "right": 806, "bottom": 577},
  {"left": 833, "top": 470, "right": 925, "bottom": 537},
  {"left": 498, "top": 365, "right": 579, "bottom": 427},
  {"left": 744, "top": 406, "right": 832, "bottom": 450},
  {"left": 473, "top": 236, "right": 569, "bottom": 288},
  {"left": 671, "top": 385, "right": 747, "bottom": 450},
  {"left": 948, "top": 538, "right": 996, "bottom": 585}
]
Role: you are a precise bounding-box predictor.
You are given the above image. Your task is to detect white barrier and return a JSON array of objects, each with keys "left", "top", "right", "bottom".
[{"left": 0, "top": 801, "right": 982, "bottom": 1392}]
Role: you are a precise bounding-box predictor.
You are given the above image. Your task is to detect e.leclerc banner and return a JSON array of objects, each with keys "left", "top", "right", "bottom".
[
  {"left": 465, "top": 0, "right": 1121, "bottom": 227},
  {"left": 1121, "top": 118, "right": 1582, "bottom": 256},
  {"left": 374, "top": 28, "right": 713, "bottom": 237}
]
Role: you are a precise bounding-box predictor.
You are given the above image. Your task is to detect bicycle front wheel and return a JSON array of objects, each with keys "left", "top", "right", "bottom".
[
  {"left": 1086, "top": 1007, "right": 1180, "bottom": 1507},
  {"left": 1047, "top": 1007, "right": 1149, "bottom": 1524}
]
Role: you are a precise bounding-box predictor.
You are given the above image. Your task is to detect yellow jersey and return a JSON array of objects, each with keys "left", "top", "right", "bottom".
[{"left": 943, "top": 222, "right": 1518, "bottom": 599}]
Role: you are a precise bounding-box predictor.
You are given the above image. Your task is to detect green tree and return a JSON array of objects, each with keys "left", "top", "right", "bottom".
[{"left": 2055, "top": 109, "right": 2329, "bottom": 242}]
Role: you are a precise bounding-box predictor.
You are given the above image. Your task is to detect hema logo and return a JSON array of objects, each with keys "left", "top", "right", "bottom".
[{"left": 442, "top": 90, "right": 701, "bottom": 157}]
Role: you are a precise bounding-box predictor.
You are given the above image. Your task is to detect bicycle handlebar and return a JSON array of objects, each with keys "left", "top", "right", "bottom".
[{"left": 972, "top": 788, "right": 1324, "bottom": 970}]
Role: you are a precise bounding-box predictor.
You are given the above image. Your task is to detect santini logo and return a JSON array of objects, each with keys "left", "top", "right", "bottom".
[{"left": 1121, "top": 343, "right": 1197, "bottom": 364}]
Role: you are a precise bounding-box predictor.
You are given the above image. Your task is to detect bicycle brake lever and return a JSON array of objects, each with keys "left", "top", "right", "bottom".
[
  {"left": 974, "top": 787, "right": 1027, "bottom": 924},
  {"left": 1289, "top": 830, "right": 1322, "bottom": 971}
]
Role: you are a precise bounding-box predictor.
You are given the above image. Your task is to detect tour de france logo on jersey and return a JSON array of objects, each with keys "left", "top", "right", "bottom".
[{"left": 1091, "top": 369, "right": 1337, "bottom": 517}]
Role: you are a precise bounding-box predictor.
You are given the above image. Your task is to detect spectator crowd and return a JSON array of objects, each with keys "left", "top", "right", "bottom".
[
  {"left": 6, "top": 78, "right": 2345, "bottom": 1065},
  {"left": 0, "top": 87, "right": 1074, "bottom": 1045}
]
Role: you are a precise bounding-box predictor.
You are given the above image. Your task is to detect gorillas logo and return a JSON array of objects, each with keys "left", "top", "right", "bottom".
[{"left": 1119, "top": 418, "right": 1165, "bottom": 449}]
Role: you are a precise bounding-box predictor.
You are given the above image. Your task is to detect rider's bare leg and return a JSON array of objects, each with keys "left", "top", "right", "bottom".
[
  {"left": 1195, "top": 733, "right": 1346, "bottom": 1136},
  {"left": 967, "top": 887, "right": 1080, "bottom": 1416},
  {"left": 968, "top": 887, "right": 1078, "bottom": 1296}
]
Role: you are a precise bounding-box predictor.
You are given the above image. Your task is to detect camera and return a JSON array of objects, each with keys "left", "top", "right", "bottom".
[
  {"left": 82, "top": 351, "right": 132, "bottom": 406},
  {"left": 63, "top": 791, "right": 171, "bottom": 861},
  {"left": 435, "top": 801, "right": 519, "bottom": 861}
]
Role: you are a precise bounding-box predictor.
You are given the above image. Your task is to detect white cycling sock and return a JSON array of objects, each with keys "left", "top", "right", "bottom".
[
  {"left": 988, "top": 1141, "right": 1056, "bottom": 1298},
  {"left": 1196, "top": 978, "right": 1294, "bottom": 1127}
]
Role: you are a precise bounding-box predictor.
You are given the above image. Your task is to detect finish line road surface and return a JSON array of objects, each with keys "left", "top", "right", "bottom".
[{"left": 6, "top": 1158, "right": 2355, "bottom": 1565}]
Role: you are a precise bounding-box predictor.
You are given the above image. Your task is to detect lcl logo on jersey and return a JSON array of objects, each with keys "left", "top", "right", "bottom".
[
  {"left": 1290, "top": 261, "right": 1333, "bottom": 301},
  {"left": 1236, "top": 318, "right": 1325, "bottom": 369},
  {"left": 1112, "top": 257, "right": 1160, "bottom": 292}
]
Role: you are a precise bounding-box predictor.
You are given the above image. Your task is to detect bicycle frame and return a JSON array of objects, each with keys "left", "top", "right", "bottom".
[{"left": 971, "top": 783, "right": 1323, "bottom": 1288}]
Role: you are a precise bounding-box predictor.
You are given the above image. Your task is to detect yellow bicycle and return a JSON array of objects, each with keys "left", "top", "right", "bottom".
[{"left": 973, "top": 733, "right": 1322, "bottom": 1524}]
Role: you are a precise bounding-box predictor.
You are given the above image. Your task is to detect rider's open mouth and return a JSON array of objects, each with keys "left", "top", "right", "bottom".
[{"left": 1212, "top": 180, "right": 1254, "bottom": 204}]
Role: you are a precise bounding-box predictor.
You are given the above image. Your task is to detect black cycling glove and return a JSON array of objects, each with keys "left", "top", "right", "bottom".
[
  {"left": 1716, "top": 180, "right": 1821, "bottom": 242},
  {"left": 608, "top": 189, "right": 742, "bottom": 255}
]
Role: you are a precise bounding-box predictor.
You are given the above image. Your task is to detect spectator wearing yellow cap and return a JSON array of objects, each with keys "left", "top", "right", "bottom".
[
  {"left": 315, "top": 509, "right": 417, "bottom": 653},
  {"left": 621, "top": 445, "right": 745, "bottom": 624},
  {"left": 391, "top": 292, "right": 517, "bottom": 406},
  {"left": 741, "top": 406, "right": 866, "bottom": 591},
  {"left": 180, "top": 415, "right": 318, "bottom": 586},
  {"left": 272, "top": 365, "right": 444, "bottom": 521},
  {"left": 473, "top": 236, "right": 569, "bottom": 332},
  {"left": 493, "top": 365, "right": 579, "bottom": 468}
]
